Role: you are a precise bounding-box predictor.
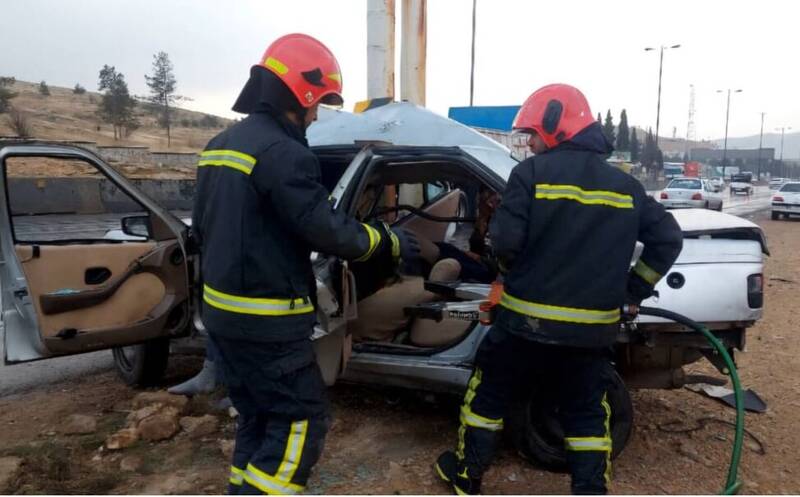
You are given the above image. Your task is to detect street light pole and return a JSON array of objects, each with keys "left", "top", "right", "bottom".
[
  {"left": 717, "top": 88, "right": 742, "bottom": 180},
  {"left": 776, "top": 126, "right": 792, "bottom": 178},
  {"left": 757, "top": 112, "right": 765, "bottom": 181},
  {"left": 645, "top": 44, "right": 681, "bottom": 151}
]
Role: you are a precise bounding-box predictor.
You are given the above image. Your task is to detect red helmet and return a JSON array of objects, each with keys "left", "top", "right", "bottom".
[
  {"left": 258, "top": 33, "right": 343, "bottom": 108},
  {"left": 512, "top": 84, "right": 595, "bottom": 149}
]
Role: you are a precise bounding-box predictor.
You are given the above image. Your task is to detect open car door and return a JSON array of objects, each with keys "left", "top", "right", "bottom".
[{"left": 1, "top": 143, "right": 192, "bottom": 364}]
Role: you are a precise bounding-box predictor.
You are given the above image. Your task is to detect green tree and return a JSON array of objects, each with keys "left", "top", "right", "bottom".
[
  {"left": 145, "top": 51, "right": 182, "bottom": 147},
  {"left": 629, "top": 128, "right": 640, "bottom": 162},
  {"left": 73, "top": 83, "right": 86, "bottom": 95},
  {"left": 603, "top": 109, "right": 615, "bottom": 145},
  {"left": 38, "top": 80, "right": 50, "bottom": 96},
  {"left": 597, "top": 112, "right": 602, "bottom": 125},
  {"left": 0, "top": 76, "right": 17, "bottom": 113},
  {"left": 97, "top": 65, "right": 139, "bottom": 139},
  {"left": 616, "top": 109, "right": 630, "bottom": 151}
]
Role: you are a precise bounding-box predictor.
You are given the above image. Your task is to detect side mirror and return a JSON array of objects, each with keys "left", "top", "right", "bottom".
[{"left": 121, "top": 215, "right": 152, "bottom": 239}]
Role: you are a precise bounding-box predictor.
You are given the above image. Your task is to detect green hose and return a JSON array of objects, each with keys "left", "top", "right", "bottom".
[{"left": 638, "top": 306, "right": 744, "bottom": 495}]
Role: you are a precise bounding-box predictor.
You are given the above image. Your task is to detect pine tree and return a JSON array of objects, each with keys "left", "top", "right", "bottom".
[
  {"left": 97, "top": 65, "right": 139, "bottom": 140},
  {"left": 616, "top": 109, "right": 630, "bottom": 151},
  {"left": 38, "top": 80, "right": 50, "bottom": 96},
  {"left": 145, "top": 51, "right": 181, "bottom": 147},
  {"left": 629, "top": 128, "right": 640, "bottom": 162},
  {"left": 597, "top": 112, "right": 602, "bottom": 125},
  {"left": 603, "top": 109, "right": 615, "bottom": 145}
]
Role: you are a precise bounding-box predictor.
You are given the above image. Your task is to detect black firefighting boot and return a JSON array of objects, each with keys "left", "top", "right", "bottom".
[{"left": 435, "top": 451, "right": 481, "bottom": 495}]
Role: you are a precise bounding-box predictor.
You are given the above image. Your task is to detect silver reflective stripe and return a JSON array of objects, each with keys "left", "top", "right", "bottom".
[
  {"left": 565, "top": 437, "right": 612, "bottom": 452},
  {"left": 275, "top": 420, "right": 308, "bottom": 482},
  {"left": 500, "top": 292, "right": 620, "bottom": 324},
  {"left": 535, "top": 184, "right": 634, "bottom": 209},
  {"left": 203, "top": 284, "right": 314, "bottom": 316},
  {"left": 244, "top": 469, "right": 301, "bottom": 495},
  {"left": 229, "top": 466, "right": 245, "bottom": 486},
  {"left": 460, "top": 407, "right": 503, "bottom": 431},
  {"left": 198, "top": 150, "right": 256, "bottom": 175}
]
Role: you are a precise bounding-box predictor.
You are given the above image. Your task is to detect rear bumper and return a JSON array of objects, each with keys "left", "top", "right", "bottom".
[
  {"left": 772, "top": 203, "right": 800, "bottom": 214},
  {"left": 660, "top": 200, "right": 707, "bottom": 209}
]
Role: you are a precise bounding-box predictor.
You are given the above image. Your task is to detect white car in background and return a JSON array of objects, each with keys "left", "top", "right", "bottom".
[
  {"left": 769, "top": 177, "right": 787, "bottom": 190},
  {"left": 730, "top": 174, "right": 754, "bottom": 195},
  {"left": 659, "top": 177, "right": 724, "bottom": 211},
  {"left": 771, "top": 181, "right": 800, "bottom": 220},
  {"left": 708, "top": 177, "right": 725, "bottom": 192}
]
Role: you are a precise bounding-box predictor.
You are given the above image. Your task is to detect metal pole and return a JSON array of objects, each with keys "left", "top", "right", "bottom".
[
  {"left": 655, "top": 46, "right": 664, "bottom": 150},
  {"left": 400, "top": 0, "right": 427, "bottom": 106},
  {"left": 757, "top": 112, "right": 764, "bottom": 180},
  {"left": 722, "top": 89, "right": 731, "bottom": 179},
  {"left": 780, "top": 128, "right": 785, "bottom": 178},
  {"left": 469, "top": 0, "right": 477, "bottom": 106},
  {"left": 367, "top": 0, "right": 396, "bottom": 100}
]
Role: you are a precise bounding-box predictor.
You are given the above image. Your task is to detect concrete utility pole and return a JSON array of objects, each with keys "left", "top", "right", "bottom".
[
  {"left": 367, "top": 0, "right": 396, "bottom": 100},
  {"left": 400, "top": 0, "right": 427, "bottom": 106},
  {"left": 717, "top": 88, "right": 743, "bottom": 179},
  {"left": 469, "top": 0, "right": 477, "bottom": 106}
]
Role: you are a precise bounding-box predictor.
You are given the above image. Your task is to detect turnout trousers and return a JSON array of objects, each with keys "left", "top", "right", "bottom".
[
  {"left": 211, "top": 334, "right": 329, "bottom": 495},
  {"left": 456, "top": 310, "right": 614, "bottom": 494}
]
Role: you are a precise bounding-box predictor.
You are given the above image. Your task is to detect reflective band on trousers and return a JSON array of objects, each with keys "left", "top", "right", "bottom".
[
  {"left": 229, "top": 466, "right": 245, "bottom": 486},
  {"left": 500, "top": 291, "right": 620, "bottom": 324},
  {"left": 633, "top": 259, "right": 662, "bottom": 285},
  {"left": 535, "top": 184, "right": 634, "bottom": 209},
  {"left": 244, "top": 463, "right": 304, "bottom": 495},
  {"left": 198, "top": 149, "right": 256, "bottom": 175},
  {"left": 460, "top": 405, "right": 504, "bottom": 431},
  {"left": 354, "top": 223, "right": 382, "bottom": 262},
  {"left": 565, "top": 436, "right": 612, "bottom": 452},
  {"left": 203, "top": 284, "right": 314, "bottom": 316},
  {"left": 275, "top": 420, "right": 308, "bottom": 483}
]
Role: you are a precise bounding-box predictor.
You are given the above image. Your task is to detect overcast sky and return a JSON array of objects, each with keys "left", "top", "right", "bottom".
[{"left": 1, "top": 0, "right": 797, "bottom": 141}]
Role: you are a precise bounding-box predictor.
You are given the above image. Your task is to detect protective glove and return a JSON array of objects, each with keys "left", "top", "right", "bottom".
[{"left": 391, "top": 227, "right": 421, "bottom": 266}]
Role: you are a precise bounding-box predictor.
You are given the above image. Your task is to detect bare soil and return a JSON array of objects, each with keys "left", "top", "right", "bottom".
[{"left": 1, "top": 212, "right": 798, "bottom": 494}]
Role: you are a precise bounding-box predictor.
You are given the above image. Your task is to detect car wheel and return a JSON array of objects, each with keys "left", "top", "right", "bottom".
[
  {"left": 506, "top": 366, "right": 633, "bottom": 471},
  {"left": 772, "top": 211, "right": 780, "bottom": 221},
  {"left": 112, "top": 338, "right": 170, "bottom": 387},
  {"left": 704, "top": 201, "right": 710, "bottom": 210}
]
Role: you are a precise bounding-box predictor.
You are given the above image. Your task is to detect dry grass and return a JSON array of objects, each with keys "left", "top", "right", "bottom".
[{"left": 0, "top": 80, "right": 230, "bottom": 152}]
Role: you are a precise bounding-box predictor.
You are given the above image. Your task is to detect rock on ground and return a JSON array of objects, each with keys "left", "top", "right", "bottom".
[
  {"left": 179, "top": 415, "right": 219, "bottom": 439},
  {"left": 132, "top": 391, "right": 188, "bottom": 412},
  {"left": 0, "top": 456, "right": 23, "bottom": 492},
  {"left": 106, "top": 427, "right": 140, "bottom": 450},
  {"left": 120, "top": 455, "right": 143, "bottom": 472},
  {"left": 138, "top": 408, "right": 180, "bottom": 441},
  {"left": 60, "top": 414, "right": 97, "bottom": 435}
]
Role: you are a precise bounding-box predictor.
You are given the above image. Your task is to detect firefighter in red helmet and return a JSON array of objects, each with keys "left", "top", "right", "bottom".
[
  {"left": 435, "top": 84, "right": 683, "bottom": 494},
  {"left": 193, "top": 34, "right": 419, "bottom": 494}
]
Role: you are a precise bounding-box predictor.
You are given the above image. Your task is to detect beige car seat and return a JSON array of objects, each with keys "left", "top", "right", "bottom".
[{"left": 350, "top": 259, "right": 463, "bottom": 343}]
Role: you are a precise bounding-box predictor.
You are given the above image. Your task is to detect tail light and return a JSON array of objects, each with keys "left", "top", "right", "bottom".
[
  {"left": 691, "top": 193, "right": 703, "bottom": 200},
  {"left": 773, "top": 196, "right": 784, "bottom": 202},
  {"left": 747, "top": 274, "right": 763, "bottom": 308},
  {"left": 660, "top": 192, "right": 669, "bottom": 199}
]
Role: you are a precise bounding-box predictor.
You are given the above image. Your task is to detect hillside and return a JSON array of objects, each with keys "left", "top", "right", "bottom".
[{"left": 0, "top": 80, "right": 232, "bottom": 152}]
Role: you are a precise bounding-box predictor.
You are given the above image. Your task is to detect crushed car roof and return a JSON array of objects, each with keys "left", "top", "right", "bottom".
[
  {"left": 670, "top": 209, "right": 769, "bottom": 255},
  {"left": 309, "top": 102, "right": 519, "bottom": 180}
]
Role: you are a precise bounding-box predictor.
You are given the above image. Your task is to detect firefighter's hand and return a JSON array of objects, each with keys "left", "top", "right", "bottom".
[{"left": 390, "top": 227, "right": 421, "bottom": 266}]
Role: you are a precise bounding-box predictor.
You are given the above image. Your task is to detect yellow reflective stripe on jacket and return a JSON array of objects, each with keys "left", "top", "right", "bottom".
[
  {"left": 229, "top": 466, "right": 245, "bottom": 486},
  {"left": 275, "top": 420, "right": 309, "bottom": 484},
  {"left": 500, "top": 291, "right": 620, "bottom": 324},
  {"left": 535, "top": 184, "right": 634, "bottom": 209},
  {"left": 633, "top": 259, "right": 662, "bottom": 285},
  {"left": 198, "top": 149, "right": 256, "bottom": 175},
  {"left": 203, "top": 284, "right": 314, "bottom": 316},
  {"left": 354, "top": 223, "right": 382, "bottom": 262},
  {"left": 244, "top": 463, "right": 304, "bottom": 495},
  {"left": 565, "top": 436, "right": 612, "bottom": 452}
]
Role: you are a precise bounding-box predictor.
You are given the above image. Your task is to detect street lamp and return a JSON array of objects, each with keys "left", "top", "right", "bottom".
[
  {"left": 644, "top": 44, "right": 681, "bottom": 150},
  {"left": 716, "top": 88, "right": 743, "bottom": 179}
]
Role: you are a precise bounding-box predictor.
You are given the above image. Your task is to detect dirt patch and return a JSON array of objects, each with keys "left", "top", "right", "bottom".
[{"left": 0, "top": 211, "right": 798, "bottom": 494}]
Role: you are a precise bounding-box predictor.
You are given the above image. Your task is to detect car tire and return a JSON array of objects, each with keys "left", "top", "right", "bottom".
[
  {"left": 716, "top": 202, "right": 723, "bottom": 211},
  {"left": 772, "top": 211, "right": 780, "bottom": 221},
  {"left": 506, "top": 366, "right": 633, "bottom": 471},
  {"left": 112, "top": 338, "right": 170, "bottom": 387},
  {"left": 704, "top": 201, "right": 710, "bottom": 210}
]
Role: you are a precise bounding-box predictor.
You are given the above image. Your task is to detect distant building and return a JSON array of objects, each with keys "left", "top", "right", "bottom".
[{"left": 690, "top": 148, "right": 775, "bottom": 163}]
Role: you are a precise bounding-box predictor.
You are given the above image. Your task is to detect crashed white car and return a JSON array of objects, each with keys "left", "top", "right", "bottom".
[{"left": 0, "top": 105, "right": 767, "bottom": 468}]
